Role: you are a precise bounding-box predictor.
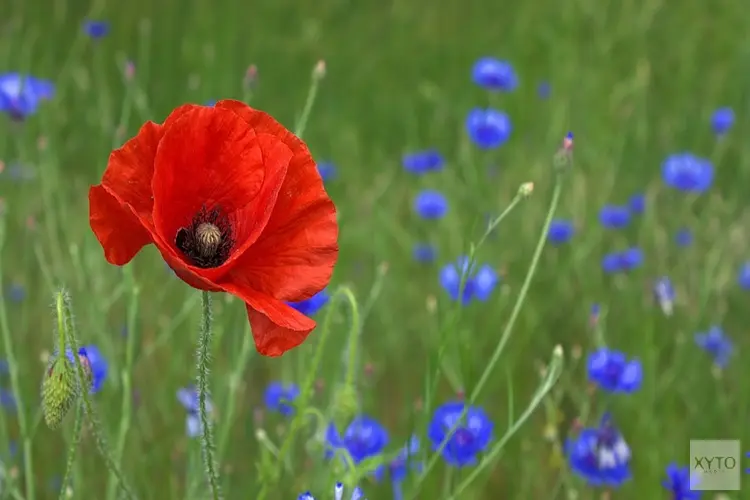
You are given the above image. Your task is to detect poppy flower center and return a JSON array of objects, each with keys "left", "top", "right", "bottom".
[{"left": 175, "top": 206, "right": 234, "bottom": 269}]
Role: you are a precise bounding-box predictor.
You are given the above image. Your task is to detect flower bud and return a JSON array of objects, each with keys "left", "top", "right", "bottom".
[
  {"left": 41, "top": 354, "right": 78, "bottom": 429},
  {"left": 331, "top": 384, "right": 358, "bottom": 428},
  {"left": 518, "top": 182, "right": 534, "bottom": 198}
]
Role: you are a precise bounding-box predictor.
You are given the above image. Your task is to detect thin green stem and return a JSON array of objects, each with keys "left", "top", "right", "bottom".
[
  {"left": 473, "top": 193, "right": 523, "bottom": 252},
  {"left": 469, "top": 178, "right": 563, "bottom": 402},
  {"left": 0, "top": 210, "right": 35, "bottom": 500},
  {"left": 58, "top": 403, "right": 84, "bottom": 500},
  {"left": 106, "top": 267, "right": 140, "bottom": 500},
  {"left": 408, "top": 177, "right": 564, "bottom": 499},
  {"left": 216, "top": 322, "right": 253, "bottom": 461},
  {"left": 293, "top": 61, "right": 325, "bottom": 139},
  {"left": 197, "top": 291, "right": 222, "bottom": 500},
  {"left": 449, "top": 349, "right": 563, "bottom": 498},
  {"left": 257, "top": 286, "right": 357, "bottom": 500},
  {"left": 58, "top": 292, "right": 138, "bottom": 500}
]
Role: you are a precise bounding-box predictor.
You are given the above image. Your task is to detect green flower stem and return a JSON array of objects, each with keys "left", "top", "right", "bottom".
[
  {"left": 106, "top": 267, "right": 140, "bottom": 500},
  {"left": 469, "top": 178, "right": 563, "bottom": 402},
  {"left": 57, "top": 291, "right": 137, "bottom": 500},
  {"left": 58, "top": 402, "right": 83, "bottom": 500},
  {"left": 293, "top": 60, "right": 325, "bottom": 139},
  {"left": 449, "top": 348, "right": 564, "bottom": 499},
  {"left": 256, "top": 286, "right": 357, "bottom": 500},
  {"left": 408, "top": 176, "right": 564, "bottom": 499},
  {"left": 197, "top": 291, "right": 222, "bottom": 500},
  {"left": 216, "top": 322, "right": 253, "bottom": 461},
  {"left": 0, "top": 211, "right": 35, "bottom": 500}
]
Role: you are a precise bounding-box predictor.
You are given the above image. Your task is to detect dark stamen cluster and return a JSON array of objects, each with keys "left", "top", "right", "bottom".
[{"left": 175, "top": 205, "right": 234, "bottom": 268}]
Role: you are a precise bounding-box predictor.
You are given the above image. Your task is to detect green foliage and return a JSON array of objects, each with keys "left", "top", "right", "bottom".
[{"left": 1, "top": 0, "right": 750, "bottom": 498}]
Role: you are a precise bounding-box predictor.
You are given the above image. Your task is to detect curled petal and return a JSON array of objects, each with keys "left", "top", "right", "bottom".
[
  {"left": 220, "top": 281, "right": 317, "bottom": 356},
  {"left": 88, "top": 185, "right": 153, "bottom": 265},
  {"left": 217, "top": 100, "right": 338, "bottom": 301}
]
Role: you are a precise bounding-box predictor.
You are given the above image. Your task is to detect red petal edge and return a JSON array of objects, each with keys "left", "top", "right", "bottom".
[{"left": 88, "top": 185, "right": 153, "bottom": 265}]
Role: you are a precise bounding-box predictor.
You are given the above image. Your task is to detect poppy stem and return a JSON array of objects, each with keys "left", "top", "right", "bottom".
[
  {"left": 58, "top": 290, "right": 138, "bottom": 500},
  {"left": 196, "top": 290, "right": 223, "bottom": 500},
  {"left": 57, "top": 402, "right": 83, "bottom": 500}
]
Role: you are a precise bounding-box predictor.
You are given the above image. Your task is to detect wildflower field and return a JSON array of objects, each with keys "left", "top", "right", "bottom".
[{"left": 1, "top": 0, "right": 750, "bottom": 498}]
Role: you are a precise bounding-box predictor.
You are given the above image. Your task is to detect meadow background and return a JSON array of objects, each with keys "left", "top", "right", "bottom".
[{"left": 1, "top": 0, "right": 750, "bottom": 498}]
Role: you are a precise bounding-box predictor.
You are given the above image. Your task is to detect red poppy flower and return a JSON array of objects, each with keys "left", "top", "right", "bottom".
[{"left": 88, "top": 100, "right": 339, "bottom": 356}]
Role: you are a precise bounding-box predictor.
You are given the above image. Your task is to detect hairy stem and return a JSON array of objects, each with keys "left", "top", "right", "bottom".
[
  {"left": 58, "top": 402, "right": 83, "bottom": 500},
  {"left": 57, "top": 291, "right": 138, "bottom": 500},
  {"left": 197, "top": 291, "right": 222, "bottom": 500}
]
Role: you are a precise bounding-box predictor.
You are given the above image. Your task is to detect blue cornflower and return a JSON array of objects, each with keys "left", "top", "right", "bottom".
[
  {"left": 471, "top": 58, "right": 518, "bottom": 92},
  {"left": 428, "top": 401, "right": 493, "bottom": 467},
  {"left": 80, "top": 344, "right": 108, "bottom": 393},
  {"left": 737, "top": 262, "right": 750, "bottom": 290},
  {"left": 0, "top": 388, "right": 15, "bottom": 410},
  {"left": 537, "top": 81, "right": 551, "bottom": 99},
  {"left": 325, "top": 416, "right": 389, "bottom": 465},
  {"left": 204, "top": 99, "right": 217, "bottom": 106},
  {"left": 1, "top": 162, "right": 36, "bottom": 182},
  {"left": 547, "top": 219, "right": 575, "bottom": 244},
  {"left": 82, "top": 20, "right": 110, "bottom": 39},
  {"left": 412, "top": 243, "right": 437, "bottom": 263},
  {"left": 465, "top": 108, "right": 512, "bottom": 149},
  {"left": 589, "top": 303, "right": 601, "bottom": 325},
  {"left": 711, "top": 107, "right": 734, "bottom": 135},
  {"left": 439, "top": 257, "right": 498, "bottom": 304},
  {"left": 653, "top": 277, "right": 675, "bottom": 316},
  {"left": 298, "top": 483, "right": 365, "bottom": 500},
  {"left": 601, "top": 247, "right": 643, "bottom": 273},
  {"left": 661, "top": 153, "right": 714, "bottom": 193},
  {"left": 0, "top": 73, "right": 55, "bottom": 119},
  {"left": 263, "top": 381, "right": 299, "bottom": 416},
  {"left": 317, "top": 162, "right": 337, "bottom": 182},
  {"left": 663, "top": 463, "right": 701, "bottom": 499},
  {"left": 402, "top": 150, "right": 444, "bottom": 175},
  {"left": 566, "top": 413, "right": 631, "bottom": 487},
  {"left": 587, "top": 348, "right": 642, "bottom": 393},
  {"left": 413, "top": 190, "right": 448, "bottom": 219},
  {"left": 599, "top": 205, "right": 631, "bottom": 229},
  {"left": 695, "top": 326, "right": 733, "bottom": 368},
  {"left": 388, "top": 436, "right": 422, "bottom": 482},
  {"left": 5, "top": 282, "right": 25, "bottom": 302},
  {"left": 675, "top": 227, "right": 693, "bottom": 247},
  {"left": 377, "top": 436, "right": 422, "bottom": 500},
  {"left": 628, "top": 193, "right": 645, "bottom": 214},
  {"left": 288, "top": 290, "right": 330, "bottom": 316},
  {"left": 177, "top": 385, "right": 214, "bottom": 438}
]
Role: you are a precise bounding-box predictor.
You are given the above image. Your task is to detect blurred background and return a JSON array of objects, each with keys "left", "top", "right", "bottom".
[{"left": 1, "top": 0, "right": 750, "bottom": 498}]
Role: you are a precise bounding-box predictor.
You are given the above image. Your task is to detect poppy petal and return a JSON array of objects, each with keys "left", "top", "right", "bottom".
[
  {"left": 220, "top": 282, "right": 316, "bottom": 356},
  {"left": 216, "top": 100, "right": 304, "bottom": 155},
  {"left": 235, "top": 171, "right": 338, "bottom": 301},
  {"left": 89, "top": 185, "right": 153, "bottom": 265},
  {"left": 216, "top": 100, "right": 339, "bottom": 301},
  {"left": 99, "top": 104, "right": 197, "bottom": 222},
  {"left": 151, "top": 107, "right": 291, "bottom": 260}
]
